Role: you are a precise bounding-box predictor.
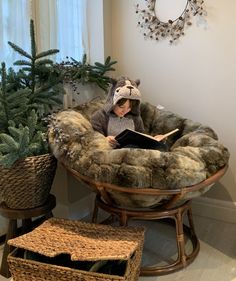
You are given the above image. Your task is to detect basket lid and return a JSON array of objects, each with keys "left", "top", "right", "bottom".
[{"left": 8, "top": 218, "right": 144, "bottom": 261}]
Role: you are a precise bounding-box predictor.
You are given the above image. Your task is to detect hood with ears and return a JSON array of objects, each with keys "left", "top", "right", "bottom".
[{"left": 104, "top": 76, "right": 142, "bottom": 115}]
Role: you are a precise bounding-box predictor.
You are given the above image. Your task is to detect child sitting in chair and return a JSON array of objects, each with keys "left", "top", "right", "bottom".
[{"left": 91, "top": 77, "right": 164, "bottom": 148}]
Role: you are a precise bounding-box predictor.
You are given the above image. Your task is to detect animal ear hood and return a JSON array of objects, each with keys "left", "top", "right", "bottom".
[
  {"left": 105, "top": 76, "right": 142, "bottom": 115},
  {"left": 135, "top": 79, "right": 140, "bottom": 87}
]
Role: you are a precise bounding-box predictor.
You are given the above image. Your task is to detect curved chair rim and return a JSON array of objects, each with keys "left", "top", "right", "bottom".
[{"left": 64, "top": 163, "right": 228, "bottom": 197}]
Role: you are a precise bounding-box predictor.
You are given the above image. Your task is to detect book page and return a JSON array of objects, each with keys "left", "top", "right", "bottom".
[
  {"left": 126, "top": 129, "right": 157, "bottom": 141},
  {"left": 125, "top": 128, "right": 179, "bottom": 141}
]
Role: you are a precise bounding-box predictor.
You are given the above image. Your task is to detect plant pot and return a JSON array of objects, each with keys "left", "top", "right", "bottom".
[{"left": 0, "top": 154, "right": 57, "bottom": 209}]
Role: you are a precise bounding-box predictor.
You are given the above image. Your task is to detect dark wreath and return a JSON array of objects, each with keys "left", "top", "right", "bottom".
[{"left": 135, "top": 0, "right": 206, "bottom": 43}]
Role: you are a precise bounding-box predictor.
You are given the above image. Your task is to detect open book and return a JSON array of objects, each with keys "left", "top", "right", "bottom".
[{"left": 115, "top": 128, "right": 179, "bottom": 150}]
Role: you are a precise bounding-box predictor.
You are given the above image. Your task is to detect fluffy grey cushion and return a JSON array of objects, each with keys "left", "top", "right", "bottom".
[{"left": 48, "top": 99, "right": 229, "bottom": 207}]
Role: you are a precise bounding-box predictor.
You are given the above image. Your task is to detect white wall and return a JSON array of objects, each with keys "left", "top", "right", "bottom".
[{"left": 110, "top": 0, "right": 236, "bottom": 203}]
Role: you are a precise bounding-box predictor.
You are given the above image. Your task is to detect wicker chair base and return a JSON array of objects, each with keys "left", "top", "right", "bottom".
[
  {"left": 64, "top": 165, "right": 227, "bottom": 276},
  {"left": 92, "top": 195, "right": 200, "bottom": 276}
]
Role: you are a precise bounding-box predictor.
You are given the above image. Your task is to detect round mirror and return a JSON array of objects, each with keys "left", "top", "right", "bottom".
[{"left": 155, "top": 0, "right": 188, "bottom": 22}]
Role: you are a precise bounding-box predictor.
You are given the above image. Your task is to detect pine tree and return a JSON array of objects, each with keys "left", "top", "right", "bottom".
[{"left": 0, "top": 20, "right": 63, "bottom": 168}]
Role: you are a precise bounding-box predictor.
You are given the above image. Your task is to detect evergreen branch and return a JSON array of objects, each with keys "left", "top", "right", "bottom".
[
  {"left": 10, "top": 106, "right": 28, "bottom": 120},
  {"left": 13, "top": 60, "right": 32, "bottom": 66},
  {"left": 33, "top": 97, "right": 61, "bottom": 106},
  {"left": 8, "top": 120, "right": 16, "bottom": 127},
  {"left": 105, "top": 56, "right": 112, "bottom": 64},
  {"left": 70, "top": 57, "right": 80, "bottom": 64},
  {"left": 7, "top": 95, "right": 29, "bottom": 107},
  {"left": 18, "top": 127, "right": 30, "bottom": 154},
  {"left": 0, "top": 63, "right": 10, "bottom": 124},
  {"left": 35, "top": 59, "right": 54, "bottom": 66},
  {"left": 29, "top": 142, "right": 43, "bottom": 155},
  {"left": 8, "top": 41, "right": 32, "bottom": 59},
  {"left": 35, "top": 49, "right": 60, "bottom": 59},
  {"left": 27, "top": 103, "right": 40, "bottom": 110},
  {"left": 47, "top": 96, "right": 62, "bottom": 104},
  {"left": 20, "top": 67, "right": 32, "bottom": 72},
  {"left": 0, "top": 133, "right": 19, "bottom": 150},
  {"left": 33, "top": 90, "right": 56, "bottom": 98},
  {"left": 30, "top": 19, "right": 37, "bottom": 58},
  {"left": 0, "top": 121, "right": 7, "bottom": 132},
  {"left": 93, "top": 65, "right": 116, "bottom": 72},
  {"left": 0, "top": 143, "right": 12, "bottom": 153},
  {"left": 82, "top": 54, "right": 87, "bottom": 64},
  {"left": 1, "top": 63, "right": 7, "bottom": 91},
  {"left": 7, "top": 126, "right": 21, "bottom": 141},
  {"left": 6, "top": 88, "right": 31, "bottom": 102},
  {"left": 7, "top": 98, "right": 28, "bottom": 109},
  {"left": 94, "top": 62, "right": 105, "bottom": 68},
  {"left": 0, "top": 154, "right": 19, "bottom": 168},
  {"left": 27, "top": 110, "right": 38, "bottom": 139}
]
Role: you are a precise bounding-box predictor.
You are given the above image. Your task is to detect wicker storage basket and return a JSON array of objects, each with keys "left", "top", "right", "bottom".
[
  {"left": 8, "top": 218, "right": 145, "bottom": 281},
  {"left": 0, "top": 154, "right": 57, "bottom": 209}
]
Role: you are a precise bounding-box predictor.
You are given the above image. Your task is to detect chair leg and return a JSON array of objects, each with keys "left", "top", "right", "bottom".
[
  {"left": 45, "top": 211, "right": 54, "bottom": 219},
  {"left": 92, "top": 200, "right": 99, "bottom": 223},
  {"left": 22, "top": 218, "right": 32, "bottom": 234},
  {"left": 119, "top": 210, "right": 128, "bottom": 226},
  {"left": 187, "top": 207, "right": 197, "bottom": 237},
  {"left": 175, "top": 210, "right": 187, "bottom": 266},
  {"left": 0, "top": 219, "right": 17, "bottom": 278}
]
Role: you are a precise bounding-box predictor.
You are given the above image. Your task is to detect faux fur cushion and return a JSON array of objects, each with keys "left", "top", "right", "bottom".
[{"left": 48, "top": 99, "right": 229, "bottom": 207}]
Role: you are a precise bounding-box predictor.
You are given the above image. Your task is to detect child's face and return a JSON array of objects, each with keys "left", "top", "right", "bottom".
[{"left": 113, "top": 100, "right": 131, "bottom": 117}]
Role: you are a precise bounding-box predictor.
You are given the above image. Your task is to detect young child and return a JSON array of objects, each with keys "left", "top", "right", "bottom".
[{"left": 91, "top": 77, "right": 163, "bottom": 148}]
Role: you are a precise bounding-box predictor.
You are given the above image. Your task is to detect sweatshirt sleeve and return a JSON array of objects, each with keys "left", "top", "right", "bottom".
[
  {"left": 134, "top": 116, "right": 145, "bottom": 133},
  {"left": 90, "top": 110, "right": 108, "bottom": 136}
]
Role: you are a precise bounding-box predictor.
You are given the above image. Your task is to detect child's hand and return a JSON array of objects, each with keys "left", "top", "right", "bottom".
[
  {"left": 106, "top": 136, "right": 118, "bottom": 148},
  {"left": 154, "top": 134, "right": 165, "bottom": 141}
]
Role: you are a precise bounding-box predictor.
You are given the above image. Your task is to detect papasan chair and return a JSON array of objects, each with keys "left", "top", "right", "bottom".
[{"left": 48, "top": 78, "right": 229, "bottom": 276}]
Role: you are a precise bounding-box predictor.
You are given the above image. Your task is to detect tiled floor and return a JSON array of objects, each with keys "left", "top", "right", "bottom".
[{"left": 0, "top": 215, "right": 235, "bottom": 281}]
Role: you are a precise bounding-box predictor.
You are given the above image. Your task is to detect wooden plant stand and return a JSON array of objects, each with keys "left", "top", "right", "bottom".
[{"left": 0, "top": 194, "right": 56, "bottom": 278}]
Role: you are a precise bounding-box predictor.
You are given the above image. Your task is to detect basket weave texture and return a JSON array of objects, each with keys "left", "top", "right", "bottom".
[
  {"left": 0, "top": 154, "right": 57, "bottom": 209},
  {"left": 8, "top": 218, "right": 145, "bottom": 281}
]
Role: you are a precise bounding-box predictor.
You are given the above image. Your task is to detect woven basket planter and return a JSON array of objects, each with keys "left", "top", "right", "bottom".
[{"left": 0, "top": 154, "right": 57, "bottom": 209}]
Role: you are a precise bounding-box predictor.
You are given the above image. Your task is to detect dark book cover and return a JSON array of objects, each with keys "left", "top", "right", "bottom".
[{"left": 115, "top": 129, "right": 167, "bottom": 151}]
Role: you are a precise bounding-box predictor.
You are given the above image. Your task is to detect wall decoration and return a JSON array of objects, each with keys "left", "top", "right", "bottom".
[{"left": 135, "top": 0, "right": 207, "bottom": 44}]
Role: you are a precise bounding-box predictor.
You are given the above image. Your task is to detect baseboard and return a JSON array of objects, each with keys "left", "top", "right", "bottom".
[{"left": 192, "top": 197, "right": 236, "bottom": 224}]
